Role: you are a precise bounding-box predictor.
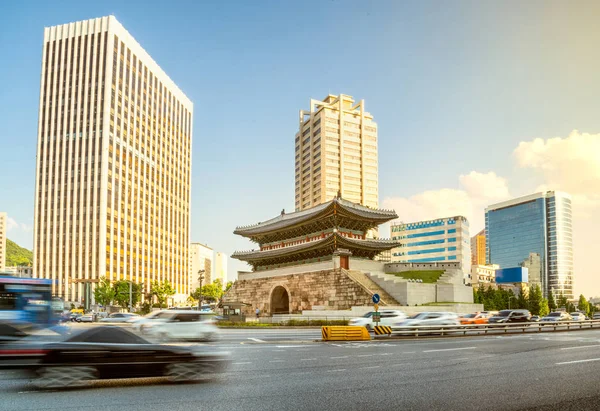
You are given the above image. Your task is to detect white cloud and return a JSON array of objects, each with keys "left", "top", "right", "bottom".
[
  {"left": 382, "top": 171, "right": 510, "bottom": 233},
  {"left": 6, "top": 217, "right": 32, "bottom": 233}
]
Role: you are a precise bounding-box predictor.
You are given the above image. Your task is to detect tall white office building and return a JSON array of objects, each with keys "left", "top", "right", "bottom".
[{"left": 33, "top": 16, "right": 193, "bottom": 302}]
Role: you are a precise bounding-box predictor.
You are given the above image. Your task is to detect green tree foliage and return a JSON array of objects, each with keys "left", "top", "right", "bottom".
[
  {"left": 5, "top": 239, "right": 33, "bottom": 266},
  {"left": 225, "top": 281, "right": 234, "bottom": 292},
  {"left": 566, "top": 302, "right": 576, "bottom": 313},
  {"left": 516, "top": 289, "right": 528, "bottom": 309},
  {"left": 528, "top": 285, "right": 544, "bottom": 315},
  {"left": 539, "top": 298, "right": 550, "bottom": 317},
  {"left": 93, "top": 277, "right": 115, "bottom": 307},
  {"left": 193, "top": 279, "right": 225, "bottom": 303},
  {"left": 113, "top": 281, "right": 143, "bottom": 309},
  {"left": 577, "top": 295, "right": 589, "bottom": 314},
  {"left": 547, "top": 289, "right": 557, "bottom": 311},
  {"left": 150, "top": 280, "right": 176, "bottom": 309},
  {"left": 557, "top": 293, "right": 568, "bottom": 310}
]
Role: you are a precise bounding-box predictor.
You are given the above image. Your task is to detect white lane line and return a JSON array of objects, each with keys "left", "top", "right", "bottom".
[
  {"left": 360, "top": 365, "right": 380, "bottom": 369},
  {"left": 269, "top": 360, "right": 285, "bottom": 363},
  {"left": 561, "top": 345, "right": 600, "bottom": 350},
  {"left": 423, "top": 346, "right": 477, "bottom": 353},
  {"left": 232, "top": 362, "right": 253, "bottom": 365},
  {"left": 450, "top": 357, "right": 469, "bottom": 361},
  {"left": 327, "top": 369, "right": 347, "bottom": 373},
  {"left": 556, "top": 358, "right": 600, "bottom": 365},
  {"left": 300, "top": 358, "right": 317, "bottom": 361},
  {"left": 391, "top": 363, "right": 412, "bottom": 367},
  {"left": 402, "top": 351, "right": 416, "bottom": 354},
  {"left": 248, "top": 338, "right": 266, "bottom": 343},
  {"left": 330, "top": 356, "right": 349, "bottom": 359},
  {"left": 378, "top": 353, "right": 393, "bottom": 356},
  {"left": 273, "top": 350, "right": 286, "bottom": 352}
]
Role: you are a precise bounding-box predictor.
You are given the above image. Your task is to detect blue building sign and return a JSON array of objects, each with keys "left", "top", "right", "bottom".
[{"left": 495, "top": 267, "right": 528, "bottom": 284}]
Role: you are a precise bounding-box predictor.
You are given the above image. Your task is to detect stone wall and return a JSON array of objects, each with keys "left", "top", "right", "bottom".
[{"left": 222, "top": 269, "right": 373, "bottom": 316}]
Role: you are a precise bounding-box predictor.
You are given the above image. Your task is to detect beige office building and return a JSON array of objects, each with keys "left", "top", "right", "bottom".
[
  {"left": 295, "top": 94, "right": 378, "bottom": 211},
  {"left": 213, "top": 252, "right": 228, "bottom": 286},
  {"left": 33, "top": 16, "right": 193, "bottom": 302},
  {"left": 0, "top": 212, "right": 6, "bottom": 272},
  {"left": 189, "top": 243, "right": 213, "bottom": 290}
]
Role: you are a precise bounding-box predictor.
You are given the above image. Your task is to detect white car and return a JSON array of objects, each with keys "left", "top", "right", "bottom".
[
  {"left": 99, "top": 313, "right": 140, "bottom": 323},
  {"left": 349, "top": 310, "right": 407, "bottom": 331},
  {"left": 78, "top": 313, "right": 95, "bottom": 322},
  {"left": 570, "top": 312, "right": 586, "bottom": 321},
  {"left": 394, "top": 312, "right": 460, "bottom": 329},
  {"left": 141, "top": 310, "right": 219, "bottom": 342},
  {"left": 130, "top": 310, "right": 174, "bottom": 332}
]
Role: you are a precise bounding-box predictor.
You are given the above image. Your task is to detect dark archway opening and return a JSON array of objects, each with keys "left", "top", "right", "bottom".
[{"left": 270, "top": 286, "right": 290, "bottom": 314}]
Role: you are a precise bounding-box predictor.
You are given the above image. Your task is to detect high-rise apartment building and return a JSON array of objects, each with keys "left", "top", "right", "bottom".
[
  {"left": 189, "top": 243, "right": 213, "bottom": 290},
  {"left": 390, "top": 216, "right": 471, "bottom": 277},
  {"left": 470, "top": 229, "right": 486, "bottom": 266},
  {"left": 33, "top": 17, "right": 193, "bottom": 302},
  {"left": 295, "top": 94, "right": 378, "bottom": 211},
  {"left": 0, "top": 212, "right": 6, "bottom": 272},
  {"left": 485, "top": 191, "right": 573, "bottom": 299},
  {"left": 213, "top": 252, "right": 228, "bottom": 286}
]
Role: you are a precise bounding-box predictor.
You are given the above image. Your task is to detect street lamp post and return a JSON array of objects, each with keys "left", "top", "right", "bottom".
[
  {"left": 509, "top": 295, "right": 515, "bottom": 310},
  {"left": 197, "top": 270, "right": 205, "bottom": 311}
]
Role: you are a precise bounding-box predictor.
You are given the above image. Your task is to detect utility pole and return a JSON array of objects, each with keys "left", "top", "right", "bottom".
[{"left": 197, "top": 270, "right": 205, "bottom": 311}]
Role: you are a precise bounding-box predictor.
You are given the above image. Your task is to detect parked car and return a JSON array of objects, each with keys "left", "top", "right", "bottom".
[
  {"left": 99, "top": 313, "right": 139, "bottom": 323},
  {"left": 349, "top": 310, "right": 407, "bottom": 331},
  {"left": 488, "top": 309, "right": 531, "bottom": 324},
  {"left": 394, "top": 312, "right": 460, "bottom": 329},
  {"left": 541, "top": 312, "right": 572, "bottom": 323},
  {"left": 459, "top": 312, "right": 492, "bottom": 325},
  {"left": 570, "top": 312, "right": 586, "bottom": 321},
  {"left": 0, "top": 325, "right": 230, "bottom": 388},
  {"left": 141, "top": 311, "right": 220, "bottom": 342}
]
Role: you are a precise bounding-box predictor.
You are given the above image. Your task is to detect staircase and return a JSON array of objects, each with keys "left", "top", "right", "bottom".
[
  {"left": 344, "top": 270, "right": 400, "bottom": 306},
  {"left": 365, "top": 271, "right": 412, "bottom": 305}
]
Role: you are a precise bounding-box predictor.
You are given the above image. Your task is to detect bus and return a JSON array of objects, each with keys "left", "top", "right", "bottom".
[{"left": 0, "top": 276, "right": 57, "bottom": 325}]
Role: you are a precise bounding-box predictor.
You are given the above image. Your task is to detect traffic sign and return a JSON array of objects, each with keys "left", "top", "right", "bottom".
[
  {"left": 374, "top": 303, "right": 379, "bottom": 312},
  {"left": 372, "top": 312, "right": 381, "bottom": 323},
  {"left": 372, "top": 294, "right": 380, "bottom": 304}
]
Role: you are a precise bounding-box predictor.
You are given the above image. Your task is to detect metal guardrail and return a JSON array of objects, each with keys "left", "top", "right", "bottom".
[{"left": 375, "top": 319, "right": 600, "bottom": 338}]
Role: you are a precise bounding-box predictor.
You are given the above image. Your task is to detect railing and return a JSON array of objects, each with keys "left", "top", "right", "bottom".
[{"left": 375, "top": 319, "right": 600, "bottom": 338}]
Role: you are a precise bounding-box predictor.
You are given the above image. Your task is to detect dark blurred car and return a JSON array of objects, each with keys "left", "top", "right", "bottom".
[
  {"left": 488, "top": 309, "right": 531, "bottom": 324},
  {"left": 0, "top": 326, "right": 229, "bottom": 388}
]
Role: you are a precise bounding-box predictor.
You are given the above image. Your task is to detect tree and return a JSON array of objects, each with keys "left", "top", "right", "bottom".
[
  {"left": 557, "top": 292, "right": 568, "bottom": 310},
  {"left": 566, "top": 302, "right": 576, "bottom": 313},
  {"left": 113, "top": 281, "right": 143, "bottom": 310},
  {"left": 547, "top": 289, "right": 557, "bottom": 311},
  {"left": 150, "top": 280, "right": 176, "bottom": 309},
  {"left": 528, "top": 285, "right": 544, "bottom": 315},
  {"left": 577, "top": 295, "right": 589, "bottom": 314},
  {"left": 196, "top": 279, "right": 225, "bottom": 303},
  {"left": 5, "top": 239, "right": 33, "bottom": 266},
  {"left": 539, "top": 298, "right": 550, "bottom": 317},
  {"left": 516, "top": 289, "right": 528, "bottom": 309},
  {"left": 225, "top": 281, "right": 234, "bottom": 292},
  {"left": 93, "top": 277, "right": 115, "bottom": 307}
]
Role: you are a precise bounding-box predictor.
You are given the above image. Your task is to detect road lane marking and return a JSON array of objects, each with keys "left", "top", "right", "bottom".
[
  {"left": 391, "top": 363, "right": 412, "bottom": 367},
  {"left": 232, "top": 362, "right": 253, "bottom": 365},
  {"left": 423, "top": 347, "right": 476, "bottom": 353},
  {"left": 248, "top": 338, "right": 266, "bottom": 343},
  {"left": 402, "top": 351, "right": 416, "bottom": 354},
  {"left": 561, "top": 345, "right": 600, "bottom": 350},
  {"left": 360, "top": 366, "right": 380, "bottom": 369},
  {"left": 556, "top": 358, "right": 600, "bottom": 365},
  {"left": 276, "top": 345, "right": 306, "bottom": 348},
  {"left": 330, "top": 356, "right": 349, "bottom": 359},
  {"left": 300, "top": 358, "right": 317, "bottom": 361},
  {"left": 357, "top": 354, "right": 374, "bottom": 357},
  {"left": 269, "top": 360, "right": 285, "bottom": 363},
  {"left": 327, "top": 369, "right": 347, "bottom": 372}
]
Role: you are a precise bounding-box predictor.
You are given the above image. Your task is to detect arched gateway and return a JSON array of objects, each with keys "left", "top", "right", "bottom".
[{"left": 270, "top": 286, "right": 290, "bottom": 314}]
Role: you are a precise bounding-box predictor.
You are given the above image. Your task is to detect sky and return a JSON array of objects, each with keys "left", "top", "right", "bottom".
[{"left": 0, "top": 0, "right": 598, "bottom": 296}]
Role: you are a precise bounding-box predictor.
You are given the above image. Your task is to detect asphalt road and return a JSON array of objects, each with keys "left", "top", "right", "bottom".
[{"left": 2, "top": 329, "right": 600, "bottom": 411}]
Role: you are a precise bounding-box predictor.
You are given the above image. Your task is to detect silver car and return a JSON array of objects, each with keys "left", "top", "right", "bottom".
[
  {"left": 540, "top": 312, "right": 572, "bottom": 323},
  {"left": 99, "top": 313, "right": 140, "bottom": 323},
  {"left": 394, "top": 312, "right": 460, "bottom": 329},
  {"left": 570, "top": 312, "right": 586, "bottom": 321},
  {"left": 349, "top": 310, "right": 407, "bottom": 331}
]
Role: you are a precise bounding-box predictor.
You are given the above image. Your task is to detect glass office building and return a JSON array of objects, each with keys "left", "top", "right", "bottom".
[{"left": 485, "top": 191, "right": 573, "bottom": 299}]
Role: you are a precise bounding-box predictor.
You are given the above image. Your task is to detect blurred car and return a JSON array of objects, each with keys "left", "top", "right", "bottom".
[
  {"left": 141, "top": 311, "right": 220, "bottom": 342},
  {"left": 69, "top": 313, "right": 83, "bottom": 322},
  {"left": 0, "top": 325, "right": 229, "bottom": 388},
  {"left": 541, "top": 312, "right": 572, "bottom": 323},
  {"left": 570, "top": 312, "right": 586, "bottom": 321},
  {"left": 459, "top": 312, "right": 491, "bottom": 325},
  {"left": 129, "top": 310, "right": 174, "bottom": 332},
  {"left": 488, "top": 309, "right": 531, "bottom": 324},
  {"left": 593, "top": 313, "right": 600, "bottom": 320},
  {"left": 529, "top": 315, "right": 541, "bottom": 322},
  {"left": 348, "top": 310, "right": 407, "bottom": 331},
  {"left": 77, "top": 314, "right": 95, "bottom": 323},
  {"left": 394, "top": 312, "right": 460, "bottom": 329},
  {"left": 95, "top": 312, "right": 109, "bottom": 320},
  {"left": 98, "top": 313, "right": 139, "bottom": 323}
]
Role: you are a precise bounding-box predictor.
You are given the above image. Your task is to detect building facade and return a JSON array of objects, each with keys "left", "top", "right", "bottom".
[
  {"left": 33, "top": 16, "right": 193, "bottom": 302},
  {"left": 469, "top": 264, "right": 498, "bottom": 287},
  {"left": 0, "top": 212, "right": 6, "bottom": 272},
  {"left": 189, "top": 243, "right": 213, "bottom": 291},
  {"left": 485, "top": 191, "right": 573, "bottom": 299},
  {"left": 390, "top": 216, "right": 471, "bottom": 278},
  {"left": 470, "top": 229, "right": 486, "bottom": 266},
  {"left": 214, "top": 252, "right": 228, "bottom": 286},
  {"left": 294, "top": 94, "right": 378, "bottom": 212}
]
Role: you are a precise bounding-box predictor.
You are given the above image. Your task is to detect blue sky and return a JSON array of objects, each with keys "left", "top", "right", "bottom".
[{"left": 1, "top": 1, "right": 599, "bottom": 295}]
